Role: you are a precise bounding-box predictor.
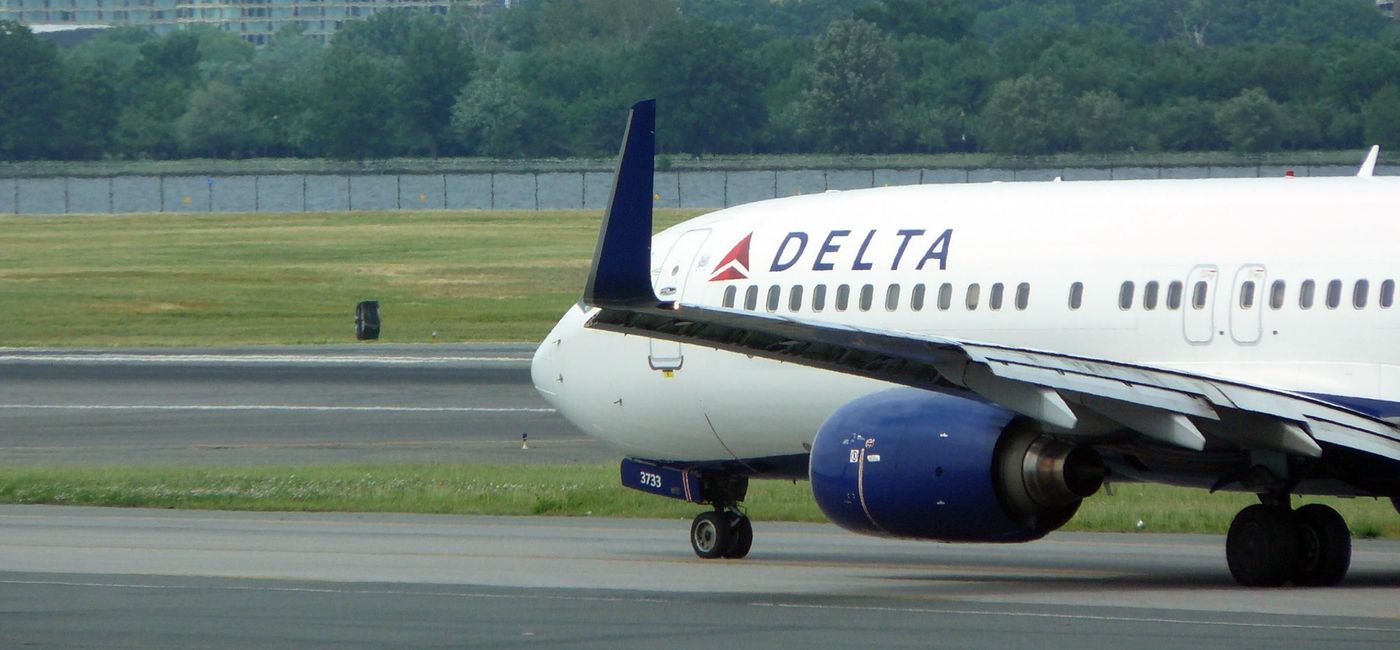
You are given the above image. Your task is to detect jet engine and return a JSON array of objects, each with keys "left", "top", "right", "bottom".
[{"left": 809, "top": 388, "right": 1105, "bottom": 542}]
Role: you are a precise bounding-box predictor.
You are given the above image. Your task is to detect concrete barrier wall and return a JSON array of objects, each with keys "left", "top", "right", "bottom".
[{"left": 3, "top": 164, "right": 1396, "bottom": 215}]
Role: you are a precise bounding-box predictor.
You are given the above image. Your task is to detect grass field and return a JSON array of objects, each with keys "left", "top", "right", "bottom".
[
  {"left": 3, "top": 208, "right": 1397, "bottom": 538},
  {"left": 0, "top": 210, "right": 697, "bottom": 347},
  {"left": 1, "top": 463, "right": 1396, "bottom": 537}
]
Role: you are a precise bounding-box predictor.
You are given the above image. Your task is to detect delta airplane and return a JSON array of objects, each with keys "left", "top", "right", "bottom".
[{"left": 531, "top": 100, "right": 1400, "bottom": 586}]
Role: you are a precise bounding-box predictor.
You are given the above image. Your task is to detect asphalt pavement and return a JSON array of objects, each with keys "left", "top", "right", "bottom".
[
  {"left": 2, "top": 506, "right": 1398, "bottom": 649},
  {"left": 0, "top": 344, "right": 610, "bottom": 465}
]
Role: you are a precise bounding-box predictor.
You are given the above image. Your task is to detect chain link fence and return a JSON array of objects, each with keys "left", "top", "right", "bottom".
[{"left": 1, "top": 164, "right": 1390, "bottom": 215}]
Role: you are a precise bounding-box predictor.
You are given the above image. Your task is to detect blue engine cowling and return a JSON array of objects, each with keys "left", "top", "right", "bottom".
[{"left": 810, "top": 388, "right": 1104, "bottom": 543}]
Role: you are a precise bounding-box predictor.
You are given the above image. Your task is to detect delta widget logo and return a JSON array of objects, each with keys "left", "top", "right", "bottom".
[{"left": 708, "top": 233, "right": 752, "bottom": 282}]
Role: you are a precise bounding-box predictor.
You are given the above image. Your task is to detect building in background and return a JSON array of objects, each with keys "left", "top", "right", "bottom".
[{"left": 0, "top": 0, "right": 501, "bottom": 46}]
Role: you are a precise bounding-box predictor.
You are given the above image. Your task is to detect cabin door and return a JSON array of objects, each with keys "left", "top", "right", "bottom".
[{"left": 648, "top": 229, "right": 711, "bottom": 371}]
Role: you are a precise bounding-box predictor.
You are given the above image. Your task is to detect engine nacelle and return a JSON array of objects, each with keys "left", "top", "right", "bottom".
[{"left": 809, "top": 388, "right": 1104, "bottom": 543}]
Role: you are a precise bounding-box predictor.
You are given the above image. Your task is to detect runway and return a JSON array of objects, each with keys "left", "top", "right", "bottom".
[
  {"left": 3, "top": 347, "right": 1400, "bottom": 647},
  {"left": 2, "top": 505, "right": 1398, "bottom": 649},
  {"left": 0, "top": 344, "right": 611, "bottom": 466}
]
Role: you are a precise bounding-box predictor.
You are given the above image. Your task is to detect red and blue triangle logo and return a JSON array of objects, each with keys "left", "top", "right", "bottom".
[{"left": 708, "top": 233, "right": 752, "bottom": 282}]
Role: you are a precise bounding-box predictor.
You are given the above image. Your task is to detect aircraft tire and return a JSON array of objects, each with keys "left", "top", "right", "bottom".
[
  {"left": 1227, "top": 504, "right": 1298, "bottom": 587},
  {"left": 691, "top": 511, "right": 732, "bottom": 560},
  {"left": 723, "top": 514, "right": 753, "bottom": 559},
  {"left": 1292, "top": 503, "right": 1351, "bottom": 587}
]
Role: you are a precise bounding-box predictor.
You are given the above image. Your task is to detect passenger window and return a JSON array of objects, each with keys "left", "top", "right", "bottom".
[
  {"left": 1192, "top": 281, "right": 1209, "bottom": 310},
  {"left": 990, "top": 283, "right": 1004, "bottom": 310},
  {"left": 911, "top": 284, "right": 926, "bottom": 311},
  {"left": 1143, "top": 281, "right": 1159, "bottom": 310},
  {"left": 789, "top": 285, "right": 804, "bottom": 312},
  {"left": 885, "top": 284, "right": 900, "bottom": 311},
  {"left": 1299, "top": 280, "right": 1315, "bottom": 309},
  {"left": 835, "top": 284, "right": 850, "bottom": 311},
  {"left": 766, "top": 285, "right": 781, "bottom": 312},
  {"left": 965, "top": 284, "right": 981, "bottom": 310},
  {"left": 1269, "top": 280, "right": 1285, "bottom": 309},
  {"left": 744, "top": 285, "right": 758, "bottom": 311},
  {"left": 1326, "top": 279, "right": 1342, "bottom": 309},
  {"left": 1354, "top": 280, "right": 1369, "bottom": 309},
  {"left": 1015, "top": 283, "right": 1030, "bottom": 310},
  {"left": 1166, "top": 281, "right": 1183, "bottom": 310},
  {"left": 859, "top": 285, "right": 874, "bottom": 311},
  {"left": 812, "top": 284, "right": 827, "bottom": 312},
  {"left": 938, "top": 283, "right": 953, "bottom": 310},
  {"left": 1119, "top": 281, "right": 1135, "bottom": 310},
  {"left": 1068, "top": 282, "right": 1083, "bottom": 310},
  {"left": 1383, "top": 280, "right": 1395, "bottom": 309},
  {"left": 1239, "top": 281, "right": 1255, "bottom": 309},
  {"left": 722, "top": 285, "right": 736, "bottom": 308}
]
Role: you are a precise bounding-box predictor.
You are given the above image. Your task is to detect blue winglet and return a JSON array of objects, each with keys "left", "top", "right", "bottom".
[{"left": 584, "top": 100, "right": 658, "bottom": 309}]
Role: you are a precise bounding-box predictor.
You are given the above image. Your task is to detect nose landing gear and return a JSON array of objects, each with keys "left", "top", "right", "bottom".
[
  {"left": 1225, "top": 500, "right": 1351, "bottom": 587},
  {"left": 690, "top": 508, "right": 753, "bottom": 559}
]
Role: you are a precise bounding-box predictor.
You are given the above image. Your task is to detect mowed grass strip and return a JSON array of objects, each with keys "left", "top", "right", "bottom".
[
  {"left": 0, "top": 210, "right": 699, "bottom": 347},
  {"left": 1, "top": 463, "right": 1396, "bottom": 537}
]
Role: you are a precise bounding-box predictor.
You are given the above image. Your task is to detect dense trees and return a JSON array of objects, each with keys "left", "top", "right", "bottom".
[
  {"left": 800, "top": 20, "right": 898, "bottom": 153},
  {"left": 0, "top": 21, "right": 66, "bottom": 161},
  {"left": 1, "top": 0, "right": 1398, "bottom": 161}
]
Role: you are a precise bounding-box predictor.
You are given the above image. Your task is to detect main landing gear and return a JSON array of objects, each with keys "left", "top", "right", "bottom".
[
  {"left": 690, "top": 507, "right": 753, "bottom": 559},
  {"left": 1225, "top": 499, "right": 1351, "bottom": 587}
]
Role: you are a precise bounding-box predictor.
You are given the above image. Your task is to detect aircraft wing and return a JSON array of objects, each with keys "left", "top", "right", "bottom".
[
  {"left": 582, "top": 100, "right": 1400, "bottom": 466},
  {"left": 587, "top": 305, "right": 1400, "bottom": 464}
]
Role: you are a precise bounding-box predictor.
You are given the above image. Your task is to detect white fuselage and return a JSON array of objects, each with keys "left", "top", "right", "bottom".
[{"left": 532, "top": 177, "right": 1400, "bottom": 463}]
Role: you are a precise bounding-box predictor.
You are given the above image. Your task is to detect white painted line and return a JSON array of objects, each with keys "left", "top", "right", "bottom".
[
  {"left": 0, "top": 404, "right": 554, "bottom": 413},
  {"left": 0, "top": 354, "right": 530, "bottom": 365}
]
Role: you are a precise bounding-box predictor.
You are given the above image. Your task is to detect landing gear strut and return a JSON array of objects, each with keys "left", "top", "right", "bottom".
[
  {"left": 1225, "top": 500, "right": 1351, "bottom": 586},
  {"left": 690, "top": 508, "right": 752, "bottom": 559}
]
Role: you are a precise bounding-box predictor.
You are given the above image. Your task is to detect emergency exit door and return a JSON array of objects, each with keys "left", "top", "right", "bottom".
[{"left": 1183, "top": 265, "right": 1218, "bottom": 344}]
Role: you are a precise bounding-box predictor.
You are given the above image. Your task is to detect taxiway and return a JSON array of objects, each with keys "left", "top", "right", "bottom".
[{"left": 2, "top": 506, "right": 1398, "bottom": 648}]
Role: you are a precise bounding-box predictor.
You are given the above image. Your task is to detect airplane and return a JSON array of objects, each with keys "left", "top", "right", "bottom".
[{"left": 531, "top": 100, "right": 1400, "bottom": 587}]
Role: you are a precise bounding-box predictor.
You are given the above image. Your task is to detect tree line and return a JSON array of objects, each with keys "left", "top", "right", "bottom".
[{"left": 2, "top": 0, "right": 1399, "bottom": 162}]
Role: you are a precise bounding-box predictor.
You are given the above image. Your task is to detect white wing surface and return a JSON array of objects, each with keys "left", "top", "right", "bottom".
[{"left": 588, "top": 305, "right": 1400, "bottom": 463}]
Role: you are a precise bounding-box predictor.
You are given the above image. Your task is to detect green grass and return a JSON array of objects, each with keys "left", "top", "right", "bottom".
[
  {"left": 1, "top": 463, "right": 1396, "bottom": 537},
  {"left": 0, "top": 210, "right": 698, "bottom": 347}
]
